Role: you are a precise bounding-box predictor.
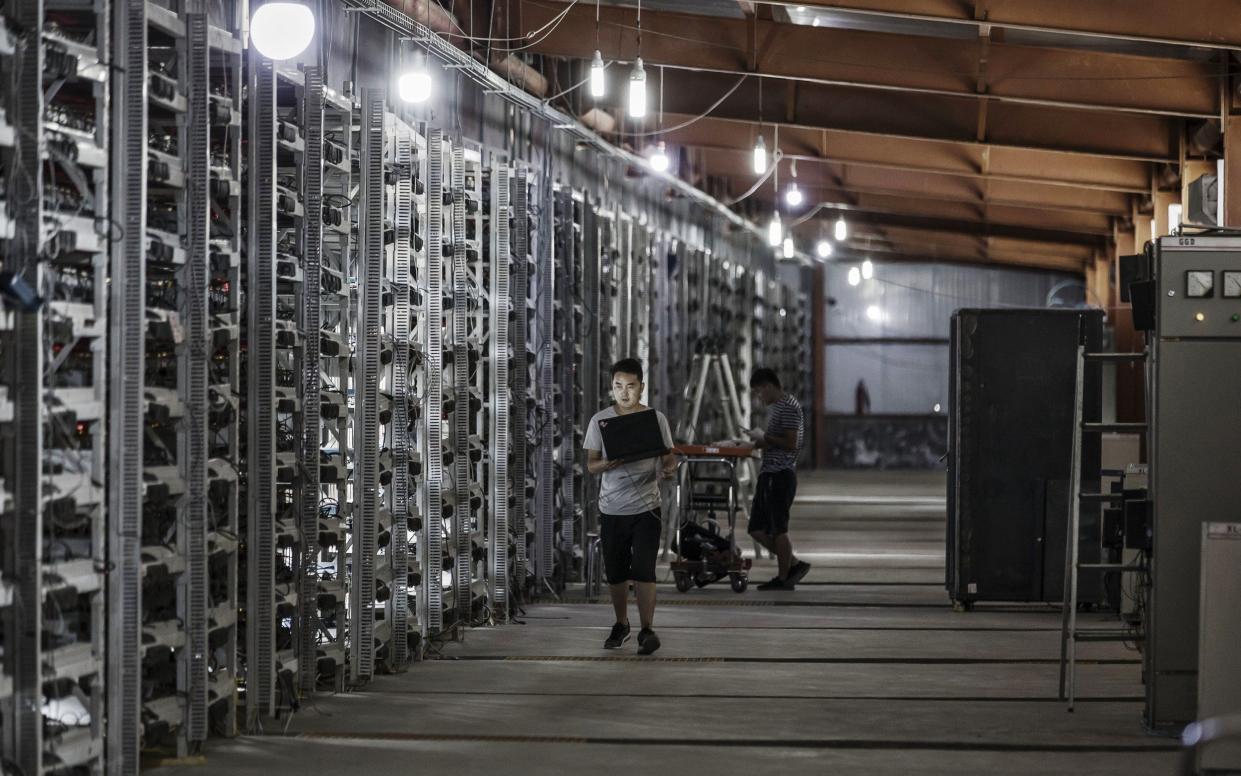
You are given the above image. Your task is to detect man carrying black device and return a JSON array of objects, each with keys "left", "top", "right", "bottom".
[
  {"left": 745, "top": 368, "right": 809, "bottom": 591},
  {"left": 584, "top": 358, "right": 677, "bottom": 655}
]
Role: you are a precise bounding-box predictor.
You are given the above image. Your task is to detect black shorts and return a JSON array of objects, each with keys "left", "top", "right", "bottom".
[
  {"left": 748, "top": 469, "right": 797, "bottom": 536},
  {"left": 600, "top": 509, "right": 662, "bottom": 585}
]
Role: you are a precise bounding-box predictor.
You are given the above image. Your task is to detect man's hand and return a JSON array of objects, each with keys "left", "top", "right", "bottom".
[{"left": 745, "top": 427, "right": 766, "bottom": 444}]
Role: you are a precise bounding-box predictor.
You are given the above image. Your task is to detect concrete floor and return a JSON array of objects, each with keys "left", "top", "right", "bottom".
[{"left": 162, "top": 470, "right": 1179, "bottom": 775}]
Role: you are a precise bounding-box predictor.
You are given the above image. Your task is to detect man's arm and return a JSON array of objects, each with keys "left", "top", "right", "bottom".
[
  {"left": 586, "top": 448, "right": 619, "bottom": 475},
  {"left": 747, "top": 428, "right": 798, "bottom": 451},
  {"left": 659, "top": 451, "right": 678, "bottom": 479}
]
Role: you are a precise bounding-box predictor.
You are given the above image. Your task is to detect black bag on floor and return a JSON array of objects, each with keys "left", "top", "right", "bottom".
[{"left": 673, "top": 520, "right": 732, "bottom": 561}]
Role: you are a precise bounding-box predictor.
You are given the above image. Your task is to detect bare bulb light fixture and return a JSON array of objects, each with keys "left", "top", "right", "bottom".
[
  {"left": 250, "top": 1, "right": 315, "bottom": 61},
  {"left": 785, "top": 182, "right": 803, "bottom": 207},
  {"left": 834, "top": 215, "right": 848, "bottom": 242},
  {"left": 847, "top": 266, "right": 861, "bottom": 286},
  {"left": 628, "top": 58, "right": 647, "bottom": 118},
  {"left": 590, "top": 50, "right": 606, "bottom": 98},
  {"left": 753, "top": 135, "right": 767, "bottom": 175},
  {"left": 861, "top": 259, "right": 874, "bottom": 280},
  {"left": 647, "top": 142, "right": 669, "bottom": 172},
  {"left": 783, "top": 237, "right": 795, "bottom": 259},
  {"left": 816, "top": 240, "right": 833, "bottom": 259},
  {"left": 398, "top": 51, "right": 433, "bottom": 104},
  {"left": 767, "top": 212, "right": 783, "bottom": 247}
]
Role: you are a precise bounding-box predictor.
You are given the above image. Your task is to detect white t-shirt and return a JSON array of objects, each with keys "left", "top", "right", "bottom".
[{"left": 583, "top": 406, "right": 674, "bottom": 516}]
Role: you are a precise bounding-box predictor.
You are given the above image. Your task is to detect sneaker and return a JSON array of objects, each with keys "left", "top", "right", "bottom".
[
  {"left": 787, "top": 560, "right": 812, "bottom": 585},
  {"left": 756, "top": 576, "right": 795, "bottom": 591},
  {"left": 604, "top": 622, "right": 631, "bottom": 649},
  {"left": 637, "top": 628, "right": 662, "bottom": 655}
]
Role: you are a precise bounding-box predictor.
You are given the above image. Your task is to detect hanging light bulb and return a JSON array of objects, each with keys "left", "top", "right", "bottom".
[
  {"left": 785, "top": 182, "right": 803, "bottom": 207},
  {"left": 753, "top": 135, "right": 767, "bottom": 175},
  {"left": 628, "top": 58, "right": 647, "bottom": 118},
  {"left": 767, "top": 212, "right": 783, "bottom": 247},
  {"left": 250, "top": 2, "right": 316, "bottom": 61},
  {"left": 782, "top": 236, "right": 795, "bottom": 259},
  {"left": 834, "top": 215, "right": 848, "bottom": 241},
  {"left": 647, "top": 141, "right": 670, "bottom": 173},
  {"left": 816, "top": 240, "right": 833, "bottom": 259},
  {"left": 589, "top": 50, "right": 606, "bottom": 98},
  {"left": 398, "top": 51, "right": 433, "bottom": 104},
  {"left": 861, "top": 259, "right": 874, "bottom": 280},
  {"left": 847, "top": 266, "right": 861, "bottom": 286}
]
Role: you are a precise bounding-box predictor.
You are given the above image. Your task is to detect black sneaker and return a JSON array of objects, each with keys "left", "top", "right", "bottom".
[
  {"left": 637, "top": 628, "right": 661, "bottom": 655},
  {"left": 756, "top": 576, "right": 795, "bottom": 591},
  {"left": 604, "top": 622, "right": 631, "bottom": 649},
  {"left": 787, "top": 560, "right": 812, "bottom": 585}
]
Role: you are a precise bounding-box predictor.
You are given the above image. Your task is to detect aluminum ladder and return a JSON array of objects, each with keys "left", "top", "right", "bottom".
[{"left": 1058, "top": 346, "right": 1148, "bottom": 711}]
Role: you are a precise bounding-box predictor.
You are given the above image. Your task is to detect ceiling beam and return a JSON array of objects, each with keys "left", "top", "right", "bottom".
[
  {"left": 702, "top": 151, "right": 1132, "bottom": 215},
  {"left": 840, "top": 226, "right": 1091, "bottom": 272},
  {"left": 832, "top": 243, "right": 1087, "bottom": 274},
  {"left": 622, "top": 69, "right": 1182, "bottom": 163},
  {"left": 778, "top": 1, "right": 1241, "bottom": 50},
  {"left": 658, "top": 113, "right": 1153, "bottom": 193},
  {"left": 521, "top": 1, "right": 1219, "bottom": 117},
  {"left": 775, "top": 203, "right": 1109, "bottom": 246},
  {"left": 725, "top": 183, "right": 1114, "bottom": 236}
]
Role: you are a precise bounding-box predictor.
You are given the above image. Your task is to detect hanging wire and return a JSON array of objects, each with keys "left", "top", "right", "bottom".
[
  {"left": 636, "top": 0, "right": 642, "bottom": 58},
  {"left": 624, "top": 74, "right": 746, "bottom": 137},
  {"left": 724, "top": 149, "right": 784, "bottom": 205},
  {"left": 658, "top": 63, "right": 664, "bottom": 133},
  {"left": 435, "top": 0, "right": 580, "bottom": 45}
]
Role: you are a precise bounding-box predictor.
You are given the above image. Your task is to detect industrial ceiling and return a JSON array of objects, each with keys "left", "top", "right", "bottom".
[{"left": 447, "top": 0, "right": 1236, "bottom": 272}]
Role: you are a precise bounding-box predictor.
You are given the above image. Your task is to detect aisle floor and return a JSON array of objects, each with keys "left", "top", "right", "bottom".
[{"left": 162, "top": 470, "right": 1178, "bottom": 775}]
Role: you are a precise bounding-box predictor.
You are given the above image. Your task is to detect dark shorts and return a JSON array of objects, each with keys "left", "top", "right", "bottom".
[
  {"left": 600, "top": 509, "right": 662, "bottom": 585},
  {"left": 748, "top": 469, "right": 797, "bottom": 536}
]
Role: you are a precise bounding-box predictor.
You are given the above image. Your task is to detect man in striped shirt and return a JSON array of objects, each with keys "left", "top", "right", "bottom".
[{"left": 745, "top": 368, "right": 809, "bottom": 591}]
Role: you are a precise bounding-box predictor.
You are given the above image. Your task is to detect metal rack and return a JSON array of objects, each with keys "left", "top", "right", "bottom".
[
  {"left": 308, "top": 78, "right": 355, "bottom": 693},
  {"left": 485, "top": 156, "right": 513, "bottom": 619},
  {"left": 0, "top": 0, "right": 111, "bottom": 767},
  {"left": 1, "top": 9, "right": 817, "bottom": 766}
]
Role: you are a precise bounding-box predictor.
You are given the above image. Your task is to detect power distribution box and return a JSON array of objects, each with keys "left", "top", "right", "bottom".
[{"left": 1145, "top": 236, "right": 1241, "bottom": 729}]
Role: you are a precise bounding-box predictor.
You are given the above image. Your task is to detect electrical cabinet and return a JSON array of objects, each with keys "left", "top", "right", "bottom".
[
  {"left": 947, "top": 309, "right": 1104, "bottom": 606},
  {"left": 1145, "top": 237, "right": 1241, "bottom": 729}
]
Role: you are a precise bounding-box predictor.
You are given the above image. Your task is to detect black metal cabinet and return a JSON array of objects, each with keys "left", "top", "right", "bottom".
[{"left": 947, "top": 308, "right": 1104, "bottom": 605}]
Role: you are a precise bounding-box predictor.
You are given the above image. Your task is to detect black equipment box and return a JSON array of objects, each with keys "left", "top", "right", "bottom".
[{"left": 947, "top": 308, "right": 1105, "bottom": 606}]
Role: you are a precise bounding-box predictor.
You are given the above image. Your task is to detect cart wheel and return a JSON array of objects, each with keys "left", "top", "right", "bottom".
[
  {"left": 730, "top": 575, "right": 748, "bottom": 593},
  {"left": 675, "top": 573, "right": 693, "bottom": 593}
]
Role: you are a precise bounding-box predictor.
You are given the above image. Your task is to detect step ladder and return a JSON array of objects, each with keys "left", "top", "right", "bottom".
[
  {"left": 1058, "top": 346, "right": 1147, "bottom": 711},
  {"left": 668, "top": 346, "right": 759, "bottom": 555}
]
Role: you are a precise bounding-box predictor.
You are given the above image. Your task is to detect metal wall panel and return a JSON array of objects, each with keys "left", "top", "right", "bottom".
[{"left": 822, "top": 261, "right": 1080, "bottom": 414}]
